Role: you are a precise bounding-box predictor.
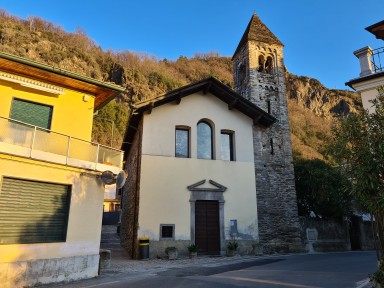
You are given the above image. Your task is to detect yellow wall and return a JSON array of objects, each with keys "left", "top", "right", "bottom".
[
  {"left": 0, "top": 77, "right": 95, "bottom": 141},
  {"left": 0, "top": 155, "right": 104, "bottom": 263}
]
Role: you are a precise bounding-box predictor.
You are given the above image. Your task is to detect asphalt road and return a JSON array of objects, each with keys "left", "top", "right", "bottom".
[{"left": 50, "top": 251, "right": 377, "bottom": 288}]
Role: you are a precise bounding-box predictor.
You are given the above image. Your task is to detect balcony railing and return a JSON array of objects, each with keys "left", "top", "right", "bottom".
[
  {"left": 0, "top": 116, "right": 123, "bottom": 173},
  {"left": 371, "top": 47, "right": 384, "bottom": 73}
]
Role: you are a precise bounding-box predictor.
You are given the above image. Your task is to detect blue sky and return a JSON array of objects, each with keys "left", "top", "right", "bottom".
[{"left": 0, "top": 0, "right": 383, "bottom": 89}]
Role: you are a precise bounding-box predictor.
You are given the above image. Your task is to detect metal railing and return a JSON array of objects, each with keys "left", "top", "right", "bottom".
[
  {"left": 0, "top": 116, "right": 123, "bottom": 172},
  {"left": 371, "top": 47, "right": 384, "bottom": 73}
]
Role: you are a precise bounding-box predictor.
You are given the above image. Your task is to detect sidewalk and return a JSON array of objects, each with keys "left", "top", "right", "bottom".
[{"left": 103, "top": 246, "right": 265, "bottom": 274}]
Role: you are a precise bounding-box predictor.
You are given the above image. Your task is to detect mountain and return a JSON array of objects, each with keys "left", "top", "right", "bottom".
[{"left": 0, "top": 10, "right": 363, "bottom": 159}]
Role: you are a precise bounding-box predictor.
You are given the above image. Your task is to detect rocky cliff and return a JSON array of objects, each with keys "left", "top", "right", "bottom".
[{"left": 286, "top": 74, "right": 362, "bottom": 118}]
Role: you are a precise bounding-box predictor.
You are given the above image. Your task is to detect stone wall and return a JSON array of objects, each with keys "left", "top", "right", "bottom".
[
  {"left": 0, "top": 254, "right": 98, "bottom": 288},
  {"left": 233, "top": 40, "right": 303, "bottom": 253},
  {"left": 361, "top": 221, "right": 375, "bottom": 250},
  {"left": 147, "top": 240, "right": 263, "bottom": 258},
  {"left": 120, "top": 120, "right": 143, "bottom": 259},
  {"left": 300, "top": 217, "right": 350, "bottom": 252}
]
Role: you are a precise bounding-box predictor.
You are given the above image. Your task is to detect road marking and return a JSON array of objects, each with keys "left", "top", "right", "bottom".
[
  {"left": 213, "top": 275, "right": 320, "bottom": 288},
  {"left": 355, "top": 278, "right": 370, "bottom": 288},
  {"left": 82, "top": 281, "right": 120, "bottom": 287}
]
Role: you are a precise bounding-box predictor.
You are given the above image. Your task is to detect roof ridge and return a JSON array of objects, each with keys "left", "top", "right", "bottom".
[{"left": 233, "top": 14, "right": 283, "bottom": 59}]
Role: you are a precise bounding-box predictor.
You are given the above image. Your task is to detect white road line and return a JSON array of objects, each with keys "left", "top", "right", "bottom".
[
  {"left": 355, "top": 278, "right": 371, "bottom": 288},
  {"left": 82, "top": 280, "right": 120, "bottom": 287}
]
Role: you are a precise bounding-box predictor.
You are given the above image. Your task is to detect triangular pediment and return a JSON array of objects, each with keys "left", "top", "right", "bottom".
[{"left": 187, "top": 179, "right": 227, "bottom": 192}]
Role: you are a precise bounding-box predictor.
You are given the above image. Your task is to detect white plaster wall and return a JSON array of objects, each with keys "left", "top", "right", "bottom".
[
  {"left": 138, "top": 92, "right": 258, "bottom": 241},
  {"left": 361, "top": 89, "right": 379, "bottom": 113},
  {"left": 141, "top": 92, "right": 255, "bottom": 162},
  {"left": 138, "top": 155, "right": 258, "bottom": 240},
  {"left": 352, "top": 75, "right": 384, "bottom": 114},
  {"left": 0, "top": 156, "right": 104, "bottom": 264}
]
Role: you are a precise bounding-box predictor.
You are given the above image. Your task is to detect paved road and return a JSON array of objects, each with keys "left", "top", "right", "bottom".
[{"left": 49, "top": 251, "right": 376, "bottom": 288}]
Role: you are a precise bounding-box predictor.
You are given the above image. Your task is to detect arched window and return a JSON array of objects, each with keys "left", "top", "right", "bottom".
[
  {"left": 197, "top": 121, "right": 213, "bottom": 159},
  {"left": 265, "top": 56, "right": 273, "bottom": 74},
  {"left": 238, "top": 62, "right": 246, "bottom": 84},
  {"left": 258, "top": 55, "right": 265, "bottom": 72}
]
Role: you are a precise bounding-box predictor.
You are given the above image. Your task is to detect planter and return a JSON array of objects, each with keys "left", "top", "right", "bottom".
[
  {"left": 189, "top": 252, "right": 197, "bottom": 259},
  {"left": 167, "top": 250, "right": 178, "bottom": 260},
  {"left": 227, "top": 249, "right": 236, "bottom": 257}
]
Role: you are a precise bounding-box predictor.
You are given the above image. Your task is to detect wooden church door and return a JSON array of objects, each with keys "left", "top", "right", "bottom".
[{"left": 195, "top": 200, "right": 220, "bottom": 254}]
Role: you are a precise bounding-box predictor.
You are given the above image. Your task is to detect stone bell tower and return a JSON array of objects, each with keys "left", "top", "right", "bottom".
[{"left": 233, "top": 14, "right": 302, "bottom": 252}]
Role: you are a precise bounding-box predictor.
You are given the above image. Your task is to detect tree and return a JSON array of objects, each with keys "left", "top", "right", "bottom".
[
  {"left": 327, "top": 86, "right": 384, "bottom": 282},
  {"left": 294, "top": 158, "right": 352, "bottom": 219}
]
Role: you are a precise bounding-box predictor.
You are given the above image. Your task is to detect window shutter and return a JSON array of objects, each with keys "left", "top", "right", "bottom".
[
  {"left": 11, "top": 99, "right": 53, "bottom": 129},
  {"left": 0, "top": 177, "right": 71, "bottom": 244}
]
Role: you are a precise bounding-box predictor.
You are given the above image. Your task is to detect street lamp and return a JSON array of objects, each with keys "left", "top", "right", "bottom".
[{"left": 95, "top": 116, "right": 114, "bottom": 147}]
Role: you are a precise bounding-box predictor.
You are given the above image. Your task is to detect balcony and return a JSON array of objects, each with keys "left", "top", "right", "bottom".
[
  {"left": 371, "top": 47, "right": 384, "bottom": 73},
  {"left": 0, "top": 116, "right": 123, "bottom": 174}
]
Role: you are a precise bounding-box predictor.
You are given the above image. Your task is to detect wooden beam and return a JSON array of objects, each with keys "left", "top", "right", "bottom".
[
  {"left": 253, "top": 114, "right": 262, "bottom": 125},
  {"left": 147, "top": 102, "right": 154, "bottom": 114},
  {"left": 228, "top": 99, "right": 238, "bottom": 110},
  {"left": 203, "top": 82, "right": 212, "bottom": 94},
  {"left": 175, "top": 92, "right": 183, "bottom": 105}
]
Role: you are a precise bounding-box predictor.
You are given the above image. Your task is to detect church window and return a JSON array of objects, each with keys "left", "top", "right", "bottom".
[
  {"left": 197, "top": 120, "right": 213, "bottom": 160},
  {"left": 265, "top": 56, "right": 273, "bottom": 74},
  {"left": 258, "top": 55, "right": 265, "bottom": 72},
  {"left": 175, "top": 127, "right": 190, "bottom": 158},
  {"left": 238, "top": 62, "right": 246, "bottom": 84},
  {"left": 270, "top": 138, "right": 274, "bottom": 155},
  {"left": 221, "top": 131, "right": 234, "bottom": 161}
]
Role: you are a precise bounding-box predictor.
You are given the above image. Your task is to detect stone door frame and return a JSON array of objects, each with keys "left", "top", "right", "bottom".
[{"left": 187, "top": 179, "right": 226, "bottom": 254}]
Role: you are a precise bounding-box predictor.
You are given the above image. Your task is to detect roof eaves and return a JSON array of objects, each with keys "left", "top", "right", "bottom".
[
  {"left": 0, "top": 51, "right": 125, "bottom": 92},
  {"left": 345, "top": 71, "right": 384, "bottom": 89}
]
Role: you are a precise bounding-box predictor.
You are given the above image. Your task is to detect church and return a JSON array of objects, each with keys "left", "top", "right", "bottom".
[{"left": 120, "top": 14, "right": 303, "bottom": 258}]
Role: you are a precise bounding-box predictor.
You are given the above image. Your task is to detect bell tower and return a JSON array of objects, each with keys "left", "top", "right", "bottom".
[{"left": 233, "top": 14, "right": 302, "bottom": 252}]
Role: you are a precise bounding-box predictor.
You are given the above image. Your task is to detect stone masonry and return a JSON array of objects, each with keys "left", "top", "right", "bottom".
[
  {"left": 0, "top": 254, "right": 99, "bottom": 288},
  {"left": 232, "top": 14, "right": 302, "bottom": 252},
  {"left": 120, "top": 120, "right": 143, "bottom": 259}
]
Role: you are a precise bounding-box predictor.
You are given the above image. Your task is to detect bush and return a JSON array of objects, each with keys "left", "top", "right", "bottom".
[
  {"left": 187, "top": 243, "right": 198, "bottom": 253},
  {"left": 227, "top": 240, "right": 238, "bottom": 251}
]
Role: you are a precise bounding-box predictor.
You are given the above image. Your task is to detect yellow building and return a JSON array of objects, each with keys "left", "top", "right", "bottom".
[{"left": 0, "top": 52, "right": 125, "bottom": 287}]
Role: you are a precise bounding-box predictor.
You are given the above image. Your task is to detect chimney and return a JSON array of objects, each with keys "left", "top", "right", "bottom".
[{"left": 354, "top": 46, "right": 374, "bottom": 77}]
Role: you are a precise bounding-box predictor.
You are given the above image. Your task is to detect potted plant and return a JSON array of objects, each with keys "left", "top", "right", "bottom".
[
  {"left": 187, "top": 243, "right": 198, "bottom": 259},
  {"left": 165, "top": 246, "right": 178, "bottom": 260},
  {"left": 227, "top": 239, "right": 238, "bottom": 257}
]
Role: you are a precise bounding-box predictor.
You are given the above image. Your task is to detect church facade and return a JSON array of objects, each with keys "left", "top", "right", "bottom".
[{"left": 121, "top": 14, "right": 302, "bottom": 258}]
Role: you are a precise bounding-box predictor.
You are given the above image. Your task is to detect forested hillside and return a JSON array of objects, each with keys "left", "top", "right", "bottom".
[{"left": 0, "top": 10, "right": 363, "bottom": 159}]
